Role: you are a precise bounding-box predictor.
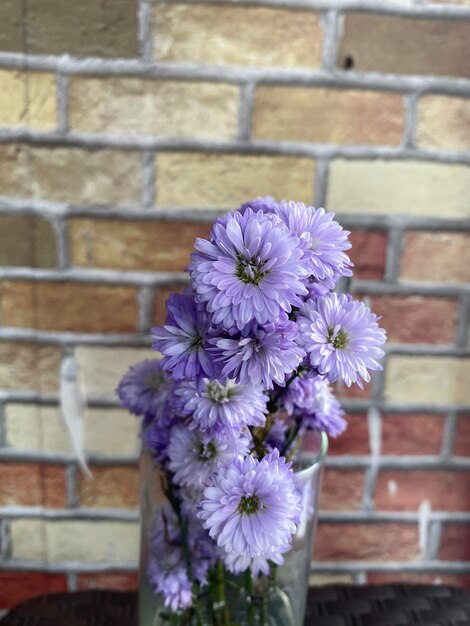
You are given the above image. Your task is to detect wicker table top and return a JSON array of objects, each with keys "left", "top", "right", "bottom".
[{"left": 1, "top": 584, "right": 470, "bottom": 625}]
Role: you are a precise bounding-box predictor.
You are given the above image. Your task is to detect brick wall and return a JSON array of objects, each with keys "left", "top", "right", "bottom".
[{"left": 0, "top": 0, "right": 469, "bottom": 610}]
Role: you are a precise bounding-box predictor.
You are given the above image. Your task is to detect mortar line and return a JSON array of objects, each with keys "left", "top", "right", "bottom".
[
  {"left": 237, "top": 82, "right": 255, "bottom": 142},
  {"left": 441, "top": 411, "right": 458, "bottom": 459},
  {"left": 56, "top": 73, "right": 69, "bottom": 134},
  {"left": 66, "top": 464, "right": 79, "bottom": 509},
  {"left": 53, "top": 216, "right": 70, "bottom": 269},
  {"left": 455, "top": 293, "right": 470, "bottom": 349},
  {"left": 138, "top": 285, "right": 155, "bottom": 332},
  {"left": 0, "top": 519, "right": 11, "bottom": 561},
  {"left": 313, "top": 157, "right": 329, "bottom": 207},
  {"left": 426, "top": 520, "right": 443, "bottom": 561},
  {"left": 310, "top": 561, "right": 470, "bottom": 574},
  {"left": 138, "top": 0, "right": 154, "bottom": 62},
  {"left": 1, "top": 54, "right": 470, "bottom": 94},
  {"left": 141, "top": 150, "right": 156, "bottom": 209},
  {"left": 0, "top": 403, "right": 6, "bottom": 448},
  {"left": 67, "top": 572, "right": 78, "bottom": 592},
  {"left": 321, "top": 9, "right": 340, "bottom": 72},
  {"left": 361, "top": 407, "right": 381, "bottom": 511},
  {"left": 402, "top": 92, "right": 419, "bottom": 150},
  {"left": 384, "top": 226, "right": 404, "bottom": 283}
]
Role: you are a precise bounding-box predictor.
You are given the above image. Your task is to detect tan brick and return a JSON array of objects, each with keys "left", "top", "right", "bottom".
[
  {"left": 0, "top": 215, "right": 57, "bottom": 268},
  {"left": 314, "top": 522, "right": 420, "bottom": 561},
  {"left": 369, "top": 295, "right": 458, "bottom": 344},
  {"left": 338, "top": 14, "right": 470, "bottom": 77},
  {"left": 254, "top": 87, "right": 404, "bottom": 146},
  {"left": 381, "top": 413, "right": 445, "bottom": 456},
  {"left": 385, "top": 356, "right": 470, "bottom": 405},
  {"left": 1, "top": 281, "right": 138, "bottom": 333},
  {"left": 75, "top": 346, "right": 152, "bottom": 395},
  {"left": 309, "top": 574, "right": 354, "bottom": 587},
  {"left": 417, "top": 95, "right": 470, "bottom": 152},
  {"left": 79, "top": 466, "right": 139, "bottom": 509},
  {"left": 154, "top": 4, "right": 322, "bottom": 68},
  {"left": 0, "top": 0, "right": 24, "bottom": 52},
  {"left": 84, "top": 408, "right": 139, "bottom": 456},
  {"left": 401, "top": 232, "right": 470, "bottom": 283},
  {"left": 320, "top": 469, "right": 365, "bottom": 511},
  {"left": 27, "top": 0, "right": 138, "bottom": 58},
  {"left": 4, "top": 404, "right": 70, "bottom": 453},
  {"left": 157, "top": 153, "right": 315, "bottom": 209},
  {"left": 70, "top": 77, "right": 239, "bottom": 140},
  {"left": 0, "top": 144, "right": 141, "bottom": 205},
  {"left": 69, "top": 219, "right": 211, "bottom": 272},
  {"left": 10, "top": 520, "right": 139, "bottom": 563},
  {"left": 328, "top": 160, "right": 470, "bottom": 218},
  {"left": 375, "top": 470, "right": 470, "bottom": 512},
  {"left": 0, "top": 463, "right": 66, "bottom": 507},
  {"left": 0, "top": 71, "right": 57, "bottom": 130},
  {"left": 0, "top": 342, "right": 60, "bottom": 392},
  {"left": 430, "top": 0, "right": 470, "bottom": 5}
]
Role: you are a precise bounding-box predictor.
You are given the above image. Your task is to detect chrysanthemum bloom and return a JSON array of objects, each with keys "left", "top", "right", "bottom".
[
  {"left": 212, "top": 314, "right": 305, "bottom": 389},
  {"left": 223, "top": 544, "right": 288, "bottom": 577},
  {"left": 238, "top": 196, "right": 278, "bottom": 215},
  {"left": 167, "top": 424, "right": 250, "bottom": 489},
  {"left": 198, "top": 449, "right": 302, "bottom": 559},
  {"left": 176, "top": 378, "right": 268, "bottom": 438},
  {"left": 283, "top": 374, "right": 346, "bottom": 437},
  {"left": 141, "top": 410, "right": 179, "bottom": 465},
  {"left": 189, "top": 208, "right": 309, "bottom": 330},
  {"left": 297, "top": 293, "right": 386, "bottom": 388},
  {"left": 117, "top": 359, "right": 171, "bottom": 424},
  {"left": 152, "top": 292, "right": 215, "bottom": 380},
  {"left": 276, "top": 202, "right": 352, "bottom": 286}
]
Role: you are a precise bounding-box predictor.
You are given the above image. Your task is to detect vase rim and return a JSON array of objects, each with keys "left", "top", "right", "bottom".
[{"left": 294, "top": 430, "right": 328, "bottom": 479}]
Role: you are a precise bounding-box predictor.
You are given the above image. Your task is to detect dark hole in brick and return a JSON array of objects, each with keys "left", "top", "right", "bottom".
[{"left": 343, "top": 55, "right": 354, "bottom": 70}]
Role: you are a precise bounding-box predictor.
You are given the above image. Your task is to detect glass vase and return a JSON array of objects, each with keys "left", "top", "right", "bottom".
[{"left": 138, "top": 429, "right": 328, "bottom": 626}]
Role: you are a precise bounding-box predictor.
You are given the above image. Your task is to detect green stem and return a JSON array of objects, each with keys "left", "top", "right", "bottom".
[
  {"left": 258, "top": 574, "right": 268, "bottom": 626},
  {"left": 280, "top": 421, "right": 302, "bottom": 457},
  {"left": 215, "top": 561, "right": 230, "bottom": 626},
  {"left": 244, "top": 569, "right": 256, "bottom": 626}
]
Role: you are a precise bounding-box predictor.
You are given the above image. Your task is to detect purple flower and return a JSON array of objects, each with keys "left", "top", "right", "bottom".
[
  {"left": 117, "top": 359, "right": 171, "bottom": 423},
  {"left": 141, "top": 410, "right": 179, "bottom": 465},
  {"left": 152, "top": 292, "right": 215, "bottom": 381},
  {"left": 223, "top": 545, "right": 287, "bottom": 577},
  {"left": 167, "top": 424, "right": 250, "bottom": 489},
  {"left": 198, "top": 449, "right": 302, "bottom": 560},
  {"left": 212, "top": 314, "right": 305, "bottom": 389},
  {"left": 238, "top": 196, "right": 279, "bottom": 215},
  {"left": 275, "top": 202, "right": 352, "bottom": 286},
  {"left": 283, "top": 374, "right": 347, "bottom": 437},
  {"left": 176, "top": 378, "right": 268, "bottom": 438},
  {"left": 297, "top": 293, "right": 386, "bottom": 388},
  {"left": 189, "top": 208, "right": 309, "bottom": 330}
]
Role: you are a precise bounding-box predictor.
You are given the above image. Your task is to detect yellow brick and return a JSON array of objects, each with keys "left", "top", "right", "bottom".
[
  {"left": 11, "top": 520, "right": 139, "bottom": 563},
  {"left": 85, "top": 408, "right": 139, "bottom": 456},
  {"left": 154, "top": 4, "right": 323, "bottom": 68},
  {"left": 75, "top": 346, "right": 151, "bottom": 395},
  {"left": 69, "top": 77, "right": 239, "bottom": 140},
  {"left": 156, "top": 152, "right": 315, "bottom": 209},
  {"left": 0, "top": 144, "right": 141, "bottom": 205},
  {"left": 4, "top": 404, "right": 70, "bottom": 453},
  {"left": 253, "top": 87, "right": 404, "bottom": 146},
  {"left": 416, "top": 95, "right": 470, "bottom": 152},
  {"left": 328, "top": 160, "right": 470, "bottom": 218},
  {"left": 0, "top": 342, "right": 61, "bottom": 392},
  {"left": 0, "top": 70, "right": 56, "bottom": 130},
  {"left": 309, "top": 574, "right": 355, "bottom": 586},
  {"left": 385, "top": 357, "right": 470, "bottom": 405}
]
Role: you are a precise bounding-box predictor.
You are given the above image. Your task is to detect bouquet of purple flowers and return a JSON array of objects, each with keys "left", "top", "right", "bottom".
[{"left": 118, "top": 199, "right": 386, "bottom": 625}]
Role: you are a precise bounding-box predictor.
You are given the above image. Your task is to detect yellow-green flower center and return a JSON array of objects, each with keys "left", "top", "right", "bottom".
[{"left": 327, "top": 326, "right": 349, "bottom": 350}]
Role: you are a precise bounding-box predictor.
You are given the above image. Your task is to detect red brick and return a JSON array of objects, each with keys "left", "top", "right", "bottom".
[
  {"left": 0, "top": 571, "right": 67, "bottom": 609},
  {"left": 375, "top": 471, "right": 470, "bottom": 512},
  {"left": 369, "top": 295, "right": 457, "bottom": 344},
  {"left": 338, "top": 14, "right": 470, "bottom": 77},
  {"left": 454, "top": 416, "right": 470, "bottom": 457},
  {"left": 401, "top": 232, "right": 470, "bottom": 284},
  {"left": 153, "top": 284, "right": 187, "bottom": 326},
  {"left": 381, "top": 414, "right": 445, "bottom": 456},
  {"left": 0, "top": 463, "right": 66, "bottom": 507},
  {"left": 70, "top": 219, "right": 211, "bottom": 272},
  {"left": 1, "top": 281, "right": 138, "bottom": 332},
  {"left": 332, "top": 379, "right": 372, "bottom": 400},
  {"left": 367, "top": 572, "right": 470, "bottom": 590},
  {"left": 439, "top": 523, "right": 470, "bottom": 561},
  {"left": 328, "top": 414, "right": 370, "bottom": 456},
  {"left": 320, "top": 469, "right": 365, "bottom": 511},
  {"left": 314, "top": 522, "right": 419, "bottom": 561},
  {"left": 78, "top": 466, "right": 139, "bottom": 509},
  {"left": 349, "top": 230, "right": 387, "bottom": 280},
  {"left": 77, "top": 572, "right": 138, "bottom": 591}
]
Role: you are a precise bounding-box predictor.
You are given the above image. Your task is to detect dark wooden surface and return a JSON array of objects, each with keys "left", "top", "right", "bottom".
[{"left": 1, "top": 585, "right": 470, "bottom": 625}]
